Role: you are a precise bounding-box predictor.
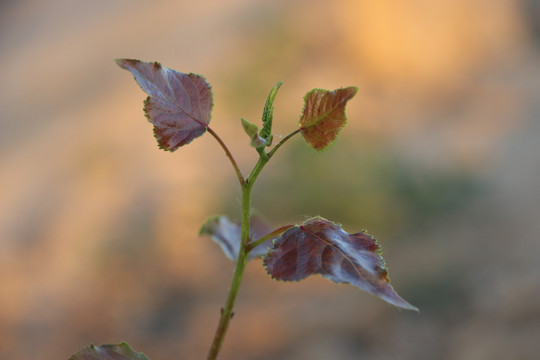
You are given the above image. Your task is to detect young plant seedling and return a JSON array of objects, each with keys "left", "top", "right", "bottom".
[{"left": 69, "top": 59, "right": 417, "bottom": 360}]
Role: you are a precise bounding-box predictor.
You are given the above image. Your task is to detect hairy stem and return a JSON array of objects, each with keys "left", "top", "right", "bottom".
[
  {"left": 206, "top": 126, "right": 245, "bottom": 185},
  {"left": 206, "top": 181, "right": 252, "bottom": 360}
]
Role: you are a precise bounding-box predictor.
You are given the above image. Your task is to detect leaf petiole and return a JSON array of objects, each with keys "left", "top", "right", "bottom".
[
  {"left": 248, "top": 224, "right": 294, "bottom": 252},
  {"left": 206, "top": 126, "right": 245, "bottom": 185},
  {"left": 267, "top": 128, "right": 301, "bottom": 159}
]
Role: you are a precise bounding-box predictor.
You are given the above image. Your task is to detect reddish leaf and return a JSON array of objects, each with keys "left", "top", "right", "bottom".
[
  {"left": 263, "top": 217, "right": 418, "bottom": 310},
  {"left": 69, "top": 343, "right": 150, "bottom": 360},
  {"left": 299, "top": 87, "right": 357, "bottom": 151},
  {"left": 200, "top": 215, "right": 277, "bottom": 261},
  {"left": 116, "top": 59, "right": 213, "bottom": 151}
]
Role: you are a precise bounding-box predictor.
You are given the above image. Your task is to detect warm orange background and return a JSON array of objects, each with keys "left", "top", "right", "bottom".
[{"left": 1, "top": 1, "right": 539, "bottom": 359}]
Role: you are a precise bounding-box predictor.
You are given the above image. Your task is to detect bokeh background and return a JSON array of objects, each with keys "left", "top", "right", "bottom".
[{"left": 1, "top": 0, "right": 540, "bottom": 359}]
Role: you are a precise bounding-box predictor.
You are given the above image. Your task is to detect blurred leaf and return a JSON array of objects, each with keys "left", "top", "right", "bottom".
[
  {"left": 69, "top": 342, "right": 150, "bottom": 360},
  {"left": 263, "top": 216, "right": 418, "bottom": 310},
  {"left": 241, "top": 118, "right": 266, "bottom": 148},
  {"left": 299, "top": 87, "right": 357, "bottom": 151},
  {"left": 200, "top": 214, "right": 277, "bottom": 261},
  {"left": 259, "top": 81, "right": 283, "bottom": 145},
  {"left": 116, "top": 59, "right": 213, "bottom": 151}
]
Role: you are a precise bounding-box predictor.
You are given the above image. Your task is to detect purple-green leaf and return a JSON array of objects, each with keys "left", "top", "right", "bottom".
[
  {"left": 299, "top": 87, "right": 357, "bottom": 151},
  {"left": 263, "top": 217, "right": 418, "bottom": 311},
  {"left": 200, "top": 215, "right": 278, "bottom": 261},
  {"left": 116, "top": 59, "right": 213, "bottom": 151},
  {"left": 68, "top": 342, "right": 150, "bottom": 360}
]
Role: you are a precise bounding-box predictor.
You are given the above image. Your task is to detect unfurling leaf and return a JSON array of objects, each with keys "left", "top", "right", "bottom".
[
  {"left": 116, "top": 59, "right": 213, "bottom": 151},
  {"left": 241, "top": 118, "right": 266, "bottom": 148},
  {"left": 259, "top": 81, "right": 283, "bottom": 146},
  {"left": 299, "top": 87, "right": 357, "bottom": 151},
  {"left": 200, "top": 215, "right": 278, "bottom": 261},
  {"left": 69, "top": 342, "right": 150, "bottom": 360},
  {"left": 263, "top": 217, "right": 418, "bottom": 310}
]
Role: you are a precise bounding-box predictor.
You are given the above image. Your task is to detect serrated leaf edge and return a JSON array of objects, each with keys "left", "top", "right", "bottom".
[
  {"left": 299, "top": 86, "right": 358, "bottom": 152},
  {"left": 262, "top": 216, "right": 418, "bottom": 311},
  {"left": 116, "top": 59, "right": 213, "bottom": 152}
]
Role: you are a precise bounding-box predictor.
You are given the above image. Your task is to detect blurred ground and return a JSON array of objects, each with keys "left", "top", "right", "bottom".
[{"left": 1, "top": 0, "right": 540, "bottom": 359}]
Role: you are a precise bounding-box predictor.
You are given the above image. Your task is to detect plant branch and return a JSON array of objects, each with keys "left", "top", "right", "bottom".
[
  {"left": 206, "top": 126, "right": 245, "bottom": 185},
  {"left": 206, "top": 127, "right": 299, "bottom": 360},
  {"left": 267, "top": 128, "right": 301, "bottom": 159}
]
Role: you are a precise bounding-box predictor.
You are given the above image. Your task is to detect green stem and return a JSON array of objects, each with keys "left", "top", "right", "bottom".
[
  {"left": 206, "top": 127, "right": 299, "bottom": 360},
  {"left": 206, "top": 181, "right": 253, "bottom": 360}
]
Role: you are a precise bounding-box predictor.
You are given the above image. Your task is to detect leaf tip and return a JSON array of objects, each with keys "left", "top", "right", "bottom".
[
  {"left": 115, "top": 58, "right": 140, "bottom": 69},
  {"left": 198, "top": 215, "right": 219, "bottom": 236},
  {"left": 385, "top": 292, "right": 419, "bottom": 312},
  {"left": 344, "top": 85, "right": 359, "bottom": 96}
]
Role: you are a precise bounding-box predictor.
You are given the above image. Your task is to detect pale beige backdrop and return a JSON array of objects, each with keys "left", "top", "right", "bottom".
[{"left": 1, "top": 0, "right": 540, "bottom": 359}]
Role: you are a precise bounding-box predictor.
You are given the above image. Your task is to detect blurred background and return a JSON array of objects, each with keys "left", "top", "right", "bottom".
[{"left": 1, "top": 0, "right": 539, "bottom": 359}]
